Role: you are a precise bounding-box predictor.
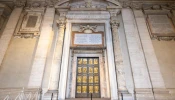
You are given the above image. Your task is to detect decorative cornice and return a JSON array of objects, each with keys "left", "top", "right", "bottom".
[
  {"left": 14, "top": 0, "right": 26, "bottom": 7},
  {"left": 120, "top": 1, "right": 175, "bottom": 10},
  {"left": 26, "top": 1, "right": 47, "bottom": 8}
]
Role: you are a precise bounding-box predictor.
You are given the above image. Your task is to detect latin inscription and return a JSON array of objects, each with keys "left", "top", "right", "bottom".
[{"left": 74, "top": 33, "right": 102, "bottom": 45}]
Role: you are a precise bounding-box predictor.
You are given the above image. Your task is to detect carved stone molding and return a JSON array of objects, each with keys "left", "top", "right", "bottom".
[
  {"left": 66, "top": 11, "right": 110, "bottom": 20},
  {"left": 79, "top": 25, "right": 97, "bottom": 33},
  {"left": 14, "top": 33, "right": 38, "bottom": 38},
  {"left": 85, "top": 0, "right": 92, "bottom": 8},
  {"left": 14, "top": 7, "right": 45, "bottom": 38},
  {"left": 26, "top": 1, "right": 47, "bottom": 8},
  {"left": 14, "top": 0, "right": 26, "bottom": 7},
  {"left": 120, "top": 1, "right": 175, "bottom": 10}
]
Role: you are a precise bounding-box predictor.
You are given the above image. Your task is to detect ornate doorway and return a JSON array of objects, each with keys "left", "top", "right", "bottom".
[{"left": 76, "top": 57, "right": 100, "bottom": 98}]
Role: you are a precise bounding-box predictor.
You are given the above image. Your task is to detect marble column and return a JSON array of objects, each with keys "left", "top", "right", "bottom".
[
  {"left": 111, "top": 19, "right": 127, "bottom": 91},
  {"left": 105, "top": 21, "right": 119, "bottom": 100},
  {"left": 28, "top": 8, "right": 55, "bottom": 87},
  {"left": 58, "top": 22, "right": 71, "bottom": 100},
  {"left": 133, "top": 10, "right": 165, "bottom": 88},
  {"left": 49, "top": 18, "right": 66, "bottom": 90},
  {"left": 0, "top": 7, "right": 22, "bottom": 66},
  {"left": 122, "top": 8, "right": 152, "bottom": 88}
]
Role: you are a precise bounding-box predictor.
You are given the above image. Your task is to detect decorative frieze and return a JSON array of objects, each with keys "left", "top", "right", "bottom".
[
  {"left": 79, "top": 25, "right": 97, "bottom": 33},
  {"left": 120, "top": 1, "right": 175, "bottom": 10},
  {"left": 66, "top": 11, "right": 110, "bottom": 20}
]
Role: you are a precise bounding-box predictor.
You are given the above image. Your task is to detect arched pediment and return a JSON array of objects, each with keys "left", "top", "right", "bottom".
[{"left": 54, "top": 0, "right": 122, "bottom": 8}]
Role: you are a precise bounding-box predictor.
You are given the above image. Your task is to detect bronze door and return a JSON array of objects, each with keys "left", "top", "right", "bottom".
[{"left": 76, "top": 57, "right": 100, "bottom": 98}]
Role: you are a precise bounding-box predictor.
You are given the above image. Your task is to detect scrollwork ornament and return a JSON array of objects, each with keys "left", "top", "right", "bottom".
[
  {"left": 79, "top": 25, "right": 97, "bottom": 32},
  {"left": 85, "top": 0, "right": 93, "bottom": 8}
]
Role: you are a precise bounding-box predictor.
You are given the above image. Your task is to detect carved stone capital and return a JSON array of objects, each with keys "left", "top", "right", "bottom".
[
  {"left": 110, "top": 19, "right": 120, "bottom": 29},
  {"left": 14, "top": 0, "right": 26, "bottom": 8},
  {"left": 109, "top": 9, "right": 121, "bottom": 17},
  {"left": 57, "top": 17, "right": 66, "bottom": 28}
]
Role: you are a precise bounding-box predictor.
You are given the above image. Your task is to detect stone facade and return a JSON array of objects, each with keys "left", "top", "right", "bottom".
[{"left": 0, "top": 0, "right": 175, "bottom": 100}]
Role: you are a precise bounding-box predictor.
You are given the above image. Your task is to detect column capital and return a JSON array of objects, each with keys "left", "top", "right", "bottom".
[
  {"left": 110, "top": 19, "right": 120, "bottom": 29},
  {"left": 57, "top": 17, "right": 66, "bottom": 28}
]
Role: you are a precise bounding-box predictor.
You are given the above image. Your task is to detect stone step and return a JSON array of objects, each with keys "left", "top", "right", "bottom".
[{"left": 66, "top": 98, "right": 110, "bottom": 100}]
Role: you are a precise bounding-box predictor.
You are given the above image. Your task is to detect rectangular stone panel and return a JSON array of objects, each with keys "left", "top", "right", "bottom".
[
  {"left": 26, "top": 16, "right": 38, "bottom": 28},
  {"left": 148, "top": 15, "right": 175, "bottom": 36},
  {"left": 72, "top": 32, "right": 104, "bottom": 46}
]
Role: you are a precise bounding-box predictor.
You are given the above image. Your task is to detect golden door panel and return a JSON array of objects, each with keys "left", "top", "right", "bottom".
[{"left": 76, "top": 57, "right": 100, "bottom": 98}]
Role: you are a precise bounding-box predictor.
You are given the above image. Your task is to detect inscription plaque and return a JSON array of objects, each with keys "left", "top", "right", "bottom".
[
  {"left": 148, "top": 15, "right": 175, "bottom": 36},
  {"left": 72, "top": 32, "right": 103, "bottom": 46}
]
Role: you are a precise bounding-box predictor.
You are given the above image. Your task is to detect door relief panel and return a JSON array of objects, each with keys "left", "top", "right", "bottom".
[{"left": 76, "top": 57, "right": 100, "bottom": 98}]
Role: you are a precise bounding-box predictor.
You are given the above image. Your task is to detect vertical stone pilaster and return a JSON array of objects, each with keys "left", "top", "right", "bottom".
[
  {"left": 58, "top": 22, "right": 71, "bottom": 100},
  {"left": 0, "top": 7, "right": 22, "bottom": 66},
  {"left": 49, "top": 17, "right": 66, "bottom": 90},
  {"left": 122, "top": 8, "right": 152, "bottom": 88},
  {"left": 28, "top": 7, "right": 55, "bottom": 87},
  {"left": 133, "top": 10, "right": 165, "bottom": 88},
  {"left": 105, "top": 21, "right": 119, "bottom": 100},
  {"left": 111, "top": 19, "right": 127, "bottom": 91}
]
